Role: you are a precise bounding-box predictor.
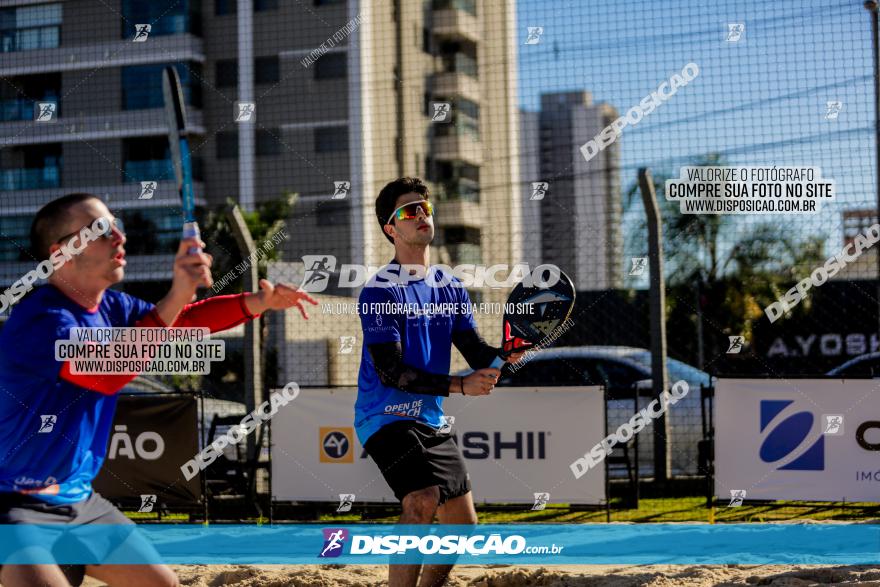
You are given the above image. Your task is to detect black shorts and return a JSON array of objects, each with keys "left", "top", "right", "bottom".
[
  {"left": 0, "top": 491, "right": 134, "bottom": 587},
  {"left": 364, "top": 420, "right": 471, "bottom": 504}
]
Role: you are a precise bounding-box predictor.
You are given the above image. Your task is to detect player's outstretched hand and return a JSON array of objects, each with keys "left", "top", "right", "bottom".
[
  {"left": 251, "top": 279, "right": 319, "bottom": 318},
  {"left": 172, "top": 237, "right": 212, "bottom": 295},
  {"left": 506, "top": 351, "right": 527, "bottom": 364},
  {"left": 462, "top": 368, "right": 500, "bottom": 396}
]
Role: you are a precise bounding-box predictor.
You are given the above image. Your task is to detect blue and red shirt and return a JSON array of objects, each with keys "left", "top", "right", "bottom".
[
  {"left": 0, "top": 285, "right": 258, "bottom": 505},
  {"left": 0, "top": 285, "right": 153, "bottom": 504}
]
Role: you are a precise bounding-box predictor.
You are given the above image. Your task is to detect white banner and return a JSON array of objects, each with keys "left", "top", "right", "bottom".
[
  {"left": 715, "top": 378, "right": 880, "bottom": 502},
  {"left": 271, "top": 387, "right": 605, "bottom": 505}
]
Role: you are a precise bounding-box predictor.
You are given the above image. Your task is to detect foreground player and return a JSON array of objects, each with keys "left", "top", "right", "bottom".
[
  {"left": 356, "top": 178, "right": 523, "bottom": 587},
  {"left": 0, "top": 193, "right": 317, "bottom": 587}
]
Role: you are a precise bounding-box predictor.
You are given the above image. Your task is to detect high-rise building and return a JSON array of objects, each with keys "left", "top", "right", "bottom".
[
  {"left": 0, "top": 0, "right": 519, "bottom": 293},
  {"left": 521, "top": 91, "right": 623, "bottom": 291}
]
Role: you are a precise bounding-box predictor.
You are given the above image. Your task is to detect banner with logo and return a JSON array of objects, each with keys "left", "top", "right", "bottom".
[
  {"left": 271, "top": 387, "right": 605, "bottom": 505},
  {"left": 715, "top": 378, "right": 880, "bottom": 502},
  {"left": 93, "top": 394, "right": 201, "bottom": 505}
]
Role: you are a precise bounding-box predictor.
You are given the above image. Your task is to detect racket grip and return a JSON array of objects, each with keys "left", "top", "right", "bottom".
[
  {"left": 489, "top": 356, "right": 505, "bottom": 369},
  {"left": 183, "top": 221, "right": 202, "bottom": 255}
]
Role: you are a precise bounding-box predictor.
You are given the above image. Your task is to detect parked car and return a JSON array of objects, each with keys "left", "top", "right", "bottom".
[
  {"left": 121, "top": 376, "right": 247, "bottom": 449},
  {"left": 827, "top": 352, "right": 880, "bottom": 377}
]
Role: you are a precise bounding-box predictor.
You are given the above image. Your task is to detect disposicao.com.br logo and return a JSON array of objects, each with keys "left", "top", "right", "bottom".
[{"left": 317, "top": 528, "right": 563, "bottom": 557}]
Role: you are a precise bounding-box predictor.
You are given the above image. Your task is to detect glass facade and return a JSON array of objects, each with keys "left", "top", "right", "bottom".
[
  {"left": 122, "top": 62, "right": 202, "bottom": 110},
  {"left": 0, "top": 3, "right": 61, "bottom": 53},
  {"left": 121, "top": 0, "right": 201, "bottom": 38}
]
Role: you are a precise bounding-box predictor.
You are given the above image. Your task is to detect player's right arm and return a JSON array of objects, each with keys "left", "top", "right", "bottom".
[{"left": 153, "top": 237, "right": 213, "bottom": 326}]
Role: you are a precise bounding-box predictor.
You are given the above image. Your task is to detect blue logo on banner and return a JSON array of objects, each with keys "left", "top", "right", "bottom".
[
  {"left": 759, "top": 400, "right": 824, "bottom": 470},
  {"left": 319, "top": 528, "right": 348, "bottom": 558}
]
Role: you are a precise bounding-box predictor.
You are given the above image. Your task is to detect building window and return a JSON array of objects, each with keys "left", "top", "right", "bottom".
[
  {"left": 432, "top": 0, "right": 477, "bottom": 16},
  {"left": 314, "top": 53, "right": 346, "bottom": 80},
  {"left": 215, "top": 59, "right": 237, "bottom": 88},
  {"left": 316, "top": 201, "right": 348, "bottom": 226},
  {"left": 0, "top": 3, "right": 61, "bottom": 53},
  {"left": 122, "top": 62, "right": 202, "bottom": 110},
  {"left": 216, "top": 129, "right": 282, "bottom": 158},
  {"left": 0, "top": 215, "right": 37, "bottom": 261},
  {"left": 256, "top": 56, "right": 280, "bottom": 84},
  {"left": 121, "top": 0, "right": 200, "bottom": 38},
  {"left": 423, "top": 27, "right": 431, "bottom": 54},
  {"left": 314, "top": 0, "right": 344, "bottom": 5},
  {"left": 255, "top": 0, "right": 279, "bottom": 10},
  {"left": 314, "top": 127, "right": 348, "bottom": 153},
  {"left": 215, "top": 0, "right": 232, "bottom": 15},
  {"left": 118, "top": 209, "right": 185, "bottom": 255},
  {"left": 124, "top": 137, "right": 203, "bottom": 182},
  {"left": 216, "top": 131, "right": 237, "bottom": 159},
  {"left": 257, "top": 128, "right": 281, "bottom": 156}
]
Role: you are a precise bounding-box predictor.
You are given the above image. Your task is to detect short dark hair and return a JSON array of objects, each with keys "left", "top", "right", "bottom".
[
  {"left": 30, "top": 193, "right": 101, "bottom": 261},
  {"left": 375, "top": 177, "right": 430, "bottom": 244}
]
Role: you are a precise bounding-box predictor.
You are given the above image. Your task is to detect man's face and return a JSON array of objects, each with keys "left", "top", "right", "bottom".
[
  {"left": 386, "top": 192, "right": 434, "bottom": 247},
  {"left": 49, "top": 199, "right": 126, "bottom": 289}
]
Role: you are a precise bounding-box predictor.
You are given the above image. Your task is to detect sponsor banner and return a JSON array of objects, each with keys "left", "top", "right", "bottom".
[
  {"left": 1, "top": 524, "right": 878, "bottom": 565},
  {"left": 93, "top": 394, "right": 200, "bottom": 504},
  {"left": 271, "top": 387, "right": 605, "bottom": 504},
  {"left": 715, "top": 379, "right": 880, "bottom": 502}
]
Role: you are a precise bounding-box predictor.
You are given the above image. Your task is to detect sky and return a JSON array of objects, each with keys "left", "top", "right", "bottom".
[{"left": 514, "top": 0, "right": 872, "bottom": 268}]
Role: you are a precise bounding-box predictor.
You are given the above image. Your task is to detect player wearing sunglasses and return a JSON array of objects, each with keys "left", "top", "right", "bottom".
[
  {"left": 356, "top": 177, "right": 524, "bottom": 587},
  {"left": 0, "top": 193, "right": 317, "bottom": 587}
]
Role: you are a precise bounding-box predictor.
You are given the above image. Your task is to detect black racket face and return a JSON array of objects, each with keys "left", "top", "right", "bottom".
[{"left": 501, "top": 270, "right": 576, "bottom": 355}]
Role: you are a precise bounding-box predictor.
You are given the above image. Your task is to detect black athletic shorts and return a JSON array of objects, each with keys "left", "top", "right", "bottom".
[
  {"left": 0, "top": 491, "right": 134, "bottom": 587},
  {"left": 364, "top": 420, "right": 471, "bottom": 504}
]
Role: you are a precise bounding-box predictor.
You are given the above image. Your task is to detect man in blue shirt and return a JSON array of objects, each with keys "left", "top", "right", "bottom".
[
  {"left": 357, "top": 178, "right": 523, "bottom": 587},
  {"left": 0, "top": 193, "right": 317, "bottom": 587}
]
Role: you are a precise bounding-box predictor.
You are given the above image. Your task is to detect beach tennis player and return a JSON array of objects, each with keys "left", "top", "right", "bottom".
[
  {"left": 356, "top": 178, "right": 524, "bottom": 587},
  {"left": 0, "top": 193, "right": 317, "bottom": 587}
]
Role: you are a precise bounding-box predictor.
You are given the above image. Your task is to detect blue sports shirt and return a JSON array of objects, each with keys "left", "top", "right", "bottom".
[
  {"left": 0, "top": 285, "right": 153, "bottom": 504},
  {"left": 355, "top": 263, "right": 477, "bottom": 445}
]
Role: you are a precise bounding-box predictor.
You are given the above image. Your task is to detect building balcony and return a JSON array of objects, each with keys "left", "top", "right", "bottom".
[
  {"left": 433, "top": 199, "right": 482, "bottom": 229},
  {"left": 432, "top": 71, "right": 480, "bottom": 103},
  {"left": 0, "top": 180, "right": 205, "bottom": 215},
  {"left": 432, "top": 5, "right": 480, "bottom": 43},
  {"left": 0, "top": 33, "right": 204, "bottom": 77},
  {"left": 0, "top": 107, "right": 205, "bottom": 146},
  {"left": 432, "top": 133, "right": 483, "bottom": 166}
]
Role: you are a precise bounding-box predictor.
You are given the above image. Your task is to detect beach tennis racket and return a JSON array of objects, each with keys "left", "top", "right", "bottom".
[
  {"left": 489, "top": 269, "right": 576, "bottom": 369},
  {"left": 162, "top": 66, "right": 201, "bottom": 255}
]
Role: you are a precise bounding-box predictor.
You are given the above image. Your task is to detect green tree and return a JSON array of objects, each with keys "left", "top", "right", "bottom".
[{"left": 624, "top": 154, "right": 825, "bottom": 366}]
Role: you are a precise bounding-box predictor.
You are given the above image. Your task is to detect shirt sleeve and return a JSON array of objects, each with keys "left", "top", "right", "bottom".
[{"left": 359, "top": 286, "right": 402, "bottom": 345}]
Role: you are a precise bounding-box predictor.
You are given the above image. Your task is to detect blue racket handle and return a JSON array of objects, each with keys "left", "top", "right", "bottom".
[
  {"left": 490, "top": 355, "right": 505, "bottom": 369},
  {"left": 183, "top": 221, "right": 202, "bottom": 255}
]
